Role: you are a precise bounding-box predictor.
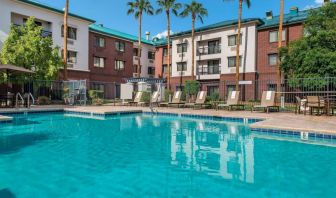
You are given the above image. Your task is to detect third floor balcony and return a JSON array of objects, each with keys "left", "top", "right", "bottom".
[{"left": 197, "top": 45, "right": 221, "bottom": 56}]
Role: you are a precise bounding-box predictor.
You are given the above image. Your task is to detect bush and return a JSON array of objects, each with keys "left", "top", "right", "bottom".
[
  {"left": 37, "top": 96, "right": 51, "bottom": 105},
  {"left": 141, "top": 91, "right": 151, "bottom": 103},
  {"left": 184, "top": 80, "right": 200, "bottom": 96},
  {"left": 89, "top": 90, "right": 104, "bottom": 105},
  {"left": 164, "top": 89, "right": 173, "bottom": 102},
  {"left": 209, "top": 92, "right": 220, "bottom": 102}
]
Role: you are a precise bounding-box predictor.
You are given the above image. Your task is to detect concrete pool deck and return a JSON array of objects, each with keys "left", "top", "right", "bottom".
[{"left": 0, "top": 105, "right": 336, "bottom": 134}]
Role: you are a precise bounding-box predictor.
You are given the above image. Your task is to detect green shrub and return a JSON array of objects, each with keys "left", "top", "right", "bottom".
[
  {"left": 141, "top": 91, "right": 151, "bottom": 103},
  {"left": 89, "top": 90, "right": 104, "bottom": 105},
  {"left": 184, "top": 80, "right": 200, "bottom": 96},
  {"left": 164, "top": 89, "right": 173, "bottom": 102},
  {"left": 209, "top": 92, "right": 220, "bottom": 102}
]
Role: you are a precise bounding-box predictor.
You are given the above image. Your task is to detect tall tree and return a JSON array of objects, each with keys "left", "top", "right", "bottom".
[
  {"left": 127, "top": 0, "right": 154, "bottom": 77},
  {"left": 180, "top": 1, "right": 208, "bottom": 80},
  {"left": 156, "top": 0, "right": 182, "bottom": 90},
  {"left": 277, "top": 0, "right": 284, "bottom": 92},
  {"left": 63, "top": 0, "right": 69, "bottom": 80},
  {"left": 232, "top": 0, "right": 250, "bottom": 91},
  {"left": 0, "top": 17, "right": 63, "bottom": 81}
]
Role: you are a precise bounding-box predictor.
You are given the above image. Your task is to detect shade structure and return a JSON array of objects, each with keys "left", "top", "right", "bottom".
[{"left": 0, "top": 64, "right": 34, "bottom": 74}]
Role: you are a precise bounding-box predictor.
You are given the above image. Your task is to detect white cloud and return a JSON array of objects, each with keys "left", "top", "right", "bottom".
[
  {"left": 303, "top": 0, "right": 335, "bottom": 10},
  {"left": 315, "top": 0, "right": 324, "bottom": 5},
  {"left": 153, "top": 30, "right": 174, "bottom": 39}
]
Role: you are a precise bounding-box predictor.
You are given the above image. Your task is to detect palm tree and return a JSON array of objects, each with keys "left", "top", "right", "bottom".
[
  {"left": 180, "top": 1, "right": 208, "bottom": 80},
  {"left": 156, "top": 0, "right": 182, "bottom": 90},
  {"left": 127, "top": 0, "right": 154, "bottom": 77},
  {"left": 63, "top": 0, "right": 69, "bottom": 80},
  {"left": 277, "top": 0, "right": 284, "bottom": 93},
  {"left": 233, "top": 0, "right": 250, "bottom": 91}
]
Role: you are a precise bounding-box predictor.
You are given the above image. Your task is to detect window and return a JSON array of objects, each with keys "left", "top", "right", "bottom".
[
  {"left": 163, "top": 48, "right": 169, "bottom": 56},
  {"left": 23, "top": 18, "right": 42, "bottom": 26},
  {"left": 208, "top": 40, "right": 220, "bottom": 54},
  {"left": 134, "top": 65, "right": 142, "bottom": 73},
  {"left": 268, "top": 54, "right": 278, "bottom": 66},
  {"left": 61, "top": 25, "right": 77, "bottom": 40},
  {"left": 115, "top": 41, "right": 125, "bottom": 52},
  {"left": 228, "top": 56, "right": 242, "bottom": 68},
  {"left": 269, "top": 30, "right": 286, "bottom": 42},
  {"left": 228, "top": 34, "right": 242, "bottom": 46},
  {"left": 62, "top": 50, "right": 77, "bottom": 65},
  {"left": 177, "top": 43, "right": 187, "bottom": 53},
  {"left": 94, "top": 57, "right": 105, "bottom": 68},
  {"left": 133, "top": 48, "right": 141, "bottom": 57},
  {"left": 162, "top": 64, "right": 171, "bottom": 74},
  {"left": 115, "top": 60, "right": 125, "bottom": 71},
  {"left": 177, "top": 62, "right": 187, "bottom": 71},
  {"left": 95, "top": 37, "right": 105, "bottom": 47},
  {"left": 148, "top": 67, "right": 155, "bottom": 75},
  {"left": 207, "top": 60, "right": 220, "bottom": 74},
  {"left": 92, "top": 83, "right": 105, "bottom": 91},
  {"left": 148, "top": 51, "right": 155, "bottom": 60},
  {"left": 207, "top": 86, "right": 219, "bottom": 96}
]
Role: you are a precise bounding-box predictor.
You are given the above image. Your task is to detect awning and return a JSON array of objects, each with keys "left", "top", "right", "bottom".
[
  {"left": 126, "top": 77, "right": 166, "bottom": 84},
  {"left": 0, "top": 64, "right": 35, "bottom": 74}
]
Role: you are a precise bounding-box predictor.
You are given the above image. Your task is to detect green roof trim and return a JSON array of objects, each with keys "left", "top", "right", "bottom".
[
  {"left": 171, "top": 18, "right": 263, "bottom": 38},
  {"left": 258, "top": 9, "right": 309, "bottom": 30},
  {"left": 17, "top": 0, "right": 95, "bottom": 23},
  {"left": 89, "top": 24, "right": 153, "bottom": 45}
]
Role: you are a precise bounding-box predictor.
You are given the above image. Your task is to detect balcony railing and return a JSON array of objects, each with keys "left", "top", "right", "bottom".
[
  {"left": 197, "top": 65, "right": 221, "bottom": 75},
  {"left": 197, "top": 45, "right": 221, "bottom": 55}
]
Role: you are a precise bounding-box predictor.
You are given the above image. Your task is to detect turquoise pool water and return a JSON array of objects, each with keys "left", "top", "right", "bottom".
[{"left": 0, "top": 112, "right": 336, "bottom": 197}]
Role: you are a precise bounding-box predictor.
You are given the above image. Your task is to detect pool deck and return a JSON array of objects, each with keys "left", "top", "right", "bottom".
[{"left": 0, "top": 105, "right": 336, "bottom": 134}]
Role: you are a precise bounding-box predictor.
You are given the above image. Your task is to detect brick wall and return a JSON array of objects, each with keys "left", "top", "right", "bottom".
[{"left": 88, "top": 31, "right": 133, "bottom": 83}]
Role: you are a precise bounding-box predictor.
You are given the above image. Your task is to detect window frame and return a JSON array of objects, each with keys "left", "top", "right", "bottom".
[
  {"left": 268, "top": 53, "right": 278, "bottom": 66},
  {"left": 61, "top": 25, "right": 77, "bottom": 40},
  {"left": 228, "top": 34, "right": 242, "bottom": 46},
  {"left": 95, "top": 37, "right": 105, "bottom": 48},
  {"left": 227, "top": 56, "right": 242, "bottom": 68},
  {"left": 269, "top": 30, "right": 286, "bottom": 43},
  {"left": 177, "top": 62, "right": 187, "bottom": 72},
  {"left": 115, "top": 41, "right": 125, "bottom": 52},
  {"left": 93, "top": 56, "right": 105, "bottom": 68},
  {"left": 115, "top": 60, "right": 125, "bottom": 71},
  {"left": 177, "top": 43, "right": 187, "bottom": 53}
]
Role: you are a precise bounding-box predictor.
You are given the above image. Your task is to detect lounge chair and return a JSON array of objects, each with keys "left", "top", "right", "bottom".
[
  {"left": 217, "top": 91, "right": 244, "bottom": 111},
  {"left": 185, "top": 91, "right": 209, "bottom": 109},
  {"left": 252, "top": 91, "right": 279, "bottom": 113},
  {"left": 149, "top": 91, "right": 160, "bottom": 106},
  {"left": 128, "top": 92, "right": 143, "bottom": 106},
  {"left": 305, "top": 96, "right": 325, "bottom": 115},
  {"left": 168, "top": 91, "right": 185, "bottom": 108}
]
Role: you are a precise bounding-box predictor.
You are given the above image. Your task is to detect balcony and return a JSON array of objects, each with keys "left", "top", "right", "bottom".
[
  {"left": 197, "top": 65, "right": 221, "bottom": 75},
  {"left": 14, "top": 24, "right": 52, "bottom": 37},
  {"left": 197, "top": 45, "right": 221, "bottom": 55}
]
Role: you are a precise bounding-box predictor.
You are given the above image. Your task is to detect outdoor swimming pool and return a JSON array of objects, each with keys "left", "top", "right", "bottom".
[{"left": 0, "top": 112, "right": 336, "bottom": 197}]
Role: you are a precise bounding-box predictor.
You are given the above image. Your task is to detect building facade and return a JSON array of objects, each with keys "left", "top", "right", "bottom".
[{"left": 0, "top": 0, "right": 95, "bottom": 80}]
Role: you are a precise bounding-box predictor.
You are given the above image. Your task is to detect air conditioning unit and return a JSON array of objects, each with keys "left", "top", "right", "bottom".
[
  {"left": 67, "top": 39, "right": 74, "bottom": 45},
  {"left": 230, "top": 46, "right": 236, "bottom": 51}
]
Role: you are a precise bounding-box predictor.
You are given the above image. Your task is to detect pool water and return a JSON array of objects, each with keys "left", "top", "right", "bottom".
[{"left": 0, "top": 112, "right": 336, "bottom": 197}]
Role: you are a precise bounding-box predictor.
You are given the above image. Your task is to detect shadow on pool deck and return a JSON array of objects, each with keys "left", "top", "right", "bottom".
[
  {"left": 0, "top": 133, "right": 49, "bottom": 155},
  {"left": 0, "top": 188, "right": 16, "bottom": 198}
]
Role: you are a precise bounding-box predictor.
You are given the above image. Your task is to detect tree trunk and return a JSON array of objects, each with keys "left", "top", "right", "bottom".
[
  {"left": 235, "top": 0, "right": 243, "bottom": 91},
  {"left": 277, "top": 0, "right": 284, "bottom": 93},
  {"left": 191, "top": 16, "right": 195, "bottom": 80},
  {"left": 63, "top": 0, "right": 69, "bottom": 80},
  {"left": 167, "top": 11, "right": 171, "bottom": 90},
  {"left": 138, "top": 13, "right": 142, "bottom": 77}
]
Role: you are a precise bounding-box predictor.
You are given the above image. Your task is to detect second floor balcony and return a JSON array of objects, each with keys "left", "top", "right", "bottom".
[
  {"left": 197, "top": 65, "right": 221, "bottom": 75},
  {"left": 197, "top": 45, "right": 221, "bottom": 55}
]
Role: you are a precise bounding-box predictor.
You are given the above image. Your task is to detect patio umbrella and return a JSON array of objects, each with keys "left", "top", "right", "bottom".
[{"left": 0, "top": 64, "right": 34, "bottom": 94}]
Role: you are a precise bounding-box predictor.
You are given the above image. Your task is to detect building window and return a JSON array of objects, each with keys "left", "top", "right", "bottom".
[
  {"left": 228, "top": 34, "right": 242, "bottom": 46},
  {"left": 92, "top": 83, "right": 105, "bottom": 91},
  {"left": 95, "top": 37, "right": 105, "bottom": 47},
  {"left": 207, "top": 60, "right": 220, "bottom": 74},
  {"left": 148, "top": 51, "right": 155, "bottom": 60},
  {"left": 148, "top": 67, "right": 155, "bottom": 75},
  {"left": 177, "top": 62, "right": 187, "bottom": 71},
  {"left": 134, "top": 65, "right": 142, "bottom": 74},
  {"left": 115, "top": 41, "right": 125, "bottom": 52},
  {"left": 163, "top": 48, "right": 169, "bottom": 56},
  {"left": 162, "top": 64, "right": 172, "bottom": 74},
  {"left": 94, "top": 57, "right": 105, "bottom": 68},
  {"left": 207, "top": 86, "right": 219, "bottom": 96},
  {"left": 177, "top": 43, "right": 187, "bottom": 53},
  {"left": 61, "top": 25, "right": 77, "bottom": 40},
  {"left": 228, "top": 56, "right": 242, "bottom": 68},
  {"left": 268, "top": 54, "right": 278, "bottom": 66},
  {"left": 115, "top": 60, "right": 125, "bottom": 71},
  {"left": 269, "top": 30, "right": 286, "bottom": 43},
  {"left": 62, "top": 50, "right": 77, "bottom": 67},
  {"left": 133, "top": 48, "right": 141, "bottom": 57}
]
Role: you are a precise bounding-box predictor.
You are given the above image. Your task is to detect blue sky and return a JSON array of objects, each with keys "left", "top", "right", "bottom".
[{"left": 36, "top": 0, "right": 329, "bottom": 38}]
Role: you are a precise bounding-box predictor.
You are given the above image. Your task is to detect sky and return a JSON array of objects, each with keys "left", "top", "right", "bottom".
[{"left": 35, "top": 0, "right": 331, "bottom": 39}]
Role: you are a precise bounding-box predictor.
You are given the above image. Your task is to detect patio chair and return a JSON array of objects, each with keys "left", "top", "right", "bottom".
[
  {"left": 128, "top": 92, "right": 143, "bottom": 106},
  {"left": 168, "top": 91, "right": 185, "bottom": 108},
  {"left": 252, "top": 91, "right": 279, "bottom": 113},
  {"left": 217, "top": 91, "right": 244, "bottom": 111},
  {"left": 148, "top": 91, "right": 160, "bottom": 107},
  {"left": 305, "top": 96, "right": 325, "bottom": 115},
  {"left": 185, "top": 91, "right": 209, "bottom": 109}
]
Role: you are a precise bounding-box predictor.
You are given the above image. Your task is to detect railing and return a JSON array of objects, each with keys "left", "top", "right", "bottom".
[
  {"left": 27, "top": 92, "right": 35, "bottom": 109},
  {"left": 15, "top": 93, "right": 24, "bottom": 109},
  {"left": 197, "top": 46, "right": 221, "bottom": 55},
  {"left": 197, "top": 65, "right": 221, "bottom": 75}
]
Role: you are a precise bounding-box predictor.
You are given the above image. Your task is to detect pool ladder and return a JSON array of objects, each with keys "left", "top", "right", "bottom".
[{"left": 15, "top": 92, "right": 35, "bottom": 109}]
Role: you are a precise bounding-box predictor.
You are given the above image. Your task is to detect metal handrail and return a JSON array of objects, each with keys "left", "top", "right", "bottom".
[
  {"left": 15, "top": 93, "right": 24, "bottom": 109},
  {"left": 27, "top": 93, "right": 35, "bottom": 109}
]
